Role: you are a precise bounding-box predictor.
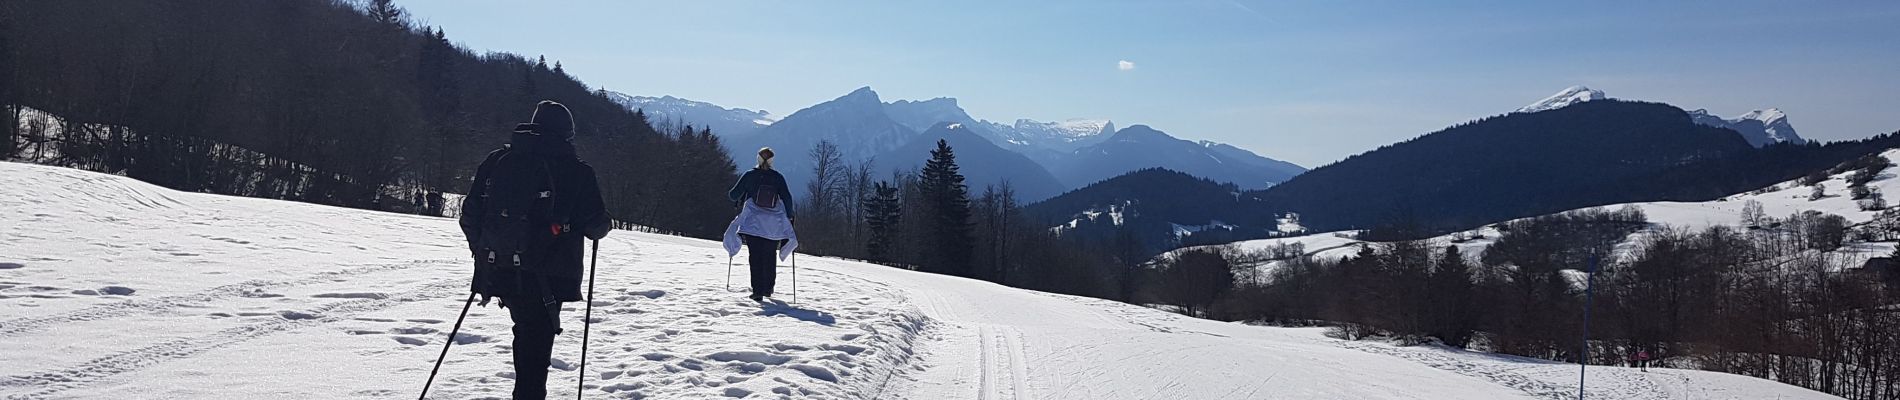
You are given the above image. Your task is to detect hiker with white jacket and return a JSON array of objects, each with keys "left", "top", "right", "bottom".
[{"left": 723, "top": 147, "right": 799, "bottom": 302}]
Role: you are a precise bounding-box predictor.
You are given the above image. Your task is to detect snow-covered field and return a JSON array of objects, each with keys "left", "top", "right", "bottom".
[
  {"left": 0, "top": 161, "right": 1838, "bottom": 399},
  {"left": 1206, "top": 149, "right": 1900, "bottom": 277}
]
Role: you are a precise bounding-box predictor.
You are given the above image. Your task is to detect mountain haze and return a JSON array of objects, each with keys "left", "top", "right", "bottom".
[
  {"left": 625, "top": 87, "right": 1304, "bottom": 200},
  {"left": 875, "top": 122, "right": 1068, "bottom": 201},
  {"left": 605, "top": 92, "right": 775, "bottom": 139},
  {"left": 1053, "top": 124, "right": 1303, "bottom": 190}
]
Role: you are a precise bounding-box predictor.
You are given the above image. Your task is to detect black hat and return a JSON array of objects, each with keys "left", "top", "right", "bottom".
[{"left": 514, "top": 100, "right": 575, "bottom": 139}]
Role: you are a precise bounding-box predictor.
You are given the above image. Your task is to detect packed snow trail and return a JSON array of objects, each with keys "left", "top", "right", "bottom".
[{"left": 0, "top": 162, "right": 1838, "bottom": 399}]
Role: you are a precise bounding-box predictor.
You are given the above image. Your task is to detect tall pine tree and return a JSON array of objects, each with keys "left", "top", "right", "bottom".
[
  {"left": 919, "top": 139, "right": 973, "bottom": 276},
  {"left": 862, "top": 181, "right": 901, "bottom": 263}
]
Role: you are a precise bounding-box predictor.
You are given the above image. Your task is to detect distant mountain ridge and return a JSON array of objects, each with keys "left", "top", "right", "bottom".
[
  {"left": 1051, "top": 124, "right": 1303, "bottom": 190},
  {"left": 1688, "top": 108, "right": 1805, "bottom": 147},
  {"left": 1515, "top": 85, "right": 1805, "bottom": 147},
  {"left": 613, "top": 87, "right": 1305, "bottom": 200},
  {"left": 875, "top": 122, "right": 1069, "bottom": 201},
  {"left": 606, "top": 92, "right": 774, "bottom": 139},
  {"left": 1515, "top": 85, "right": 1605, "bottom": 113}
]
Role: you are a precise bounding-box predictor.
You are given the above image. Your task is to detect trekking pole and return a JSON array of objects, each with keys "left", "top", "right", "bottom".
[
  {"left": 577, "top": 239, "right": 600, "bottom": 400},
  {"left": 419, "top": 292, "right": 478, "bottom": 400},
  {"left": 791, "top": 253, "right": 798, "bottom": 304},
  {"left": 725, "top": 255, "right": 734, "bottom": 291}
]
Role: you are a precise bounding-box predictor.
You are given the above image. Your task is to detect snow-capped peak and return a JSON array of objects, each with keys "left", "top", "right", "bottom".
[
  {"left": 1738, "top": 108, "right": 1786, "bottom": 124},
  {"left": 1013, "top": 118, "right": 1114, "bottom": 139},
  {"left": 1687, "top": 107, "right": 1804, "bottom": 147},
  {"left": 1516, "top": 85, "right": 1606, "bottom": 113},
  {"left": 605, "top": 91, "right": 777, "bottom": 136}
]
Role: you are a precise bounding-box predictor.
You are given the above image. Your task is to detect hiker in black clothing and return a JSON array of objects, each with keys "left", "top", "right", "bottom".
[
  {"left": 459, "top": 100, "right": 611, "bottom": 400},
  {"left": 426, "top": 191, "right": 445, "bottom": 217},
  {"left": 724, "top": 147, "right": 798, "bottom": 302}
]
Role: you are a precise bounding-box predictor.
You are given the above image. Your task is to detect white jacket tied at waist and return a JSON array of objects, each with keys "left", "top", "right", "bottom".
[{"left": 723, "top": 201, "right": 798, "bottom": 260}]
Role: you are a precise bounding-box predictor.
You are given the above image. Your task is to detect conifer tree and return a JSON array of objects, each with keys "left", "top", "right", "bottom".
[
  {"left": 919, "top": 139, "right": 973, "bottom": 276},
  {"left": 862, "top": 181, "right": 901, "bottom": 262}
]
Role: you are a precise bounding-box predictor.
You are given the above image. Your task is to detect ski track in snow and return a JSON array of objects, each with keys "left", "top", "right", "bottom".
[
  {"left": 1332, "top": 340, "right": 1637, "bottom": 400},
  {"left": 0, "top": 161, "right": 1844, "bottom": 399},
  {"left": 0, "top": 260, "right": 454, "bottom": 337},
  {"left": 1, "top": 278, "right": 465, "bottom": 398}
]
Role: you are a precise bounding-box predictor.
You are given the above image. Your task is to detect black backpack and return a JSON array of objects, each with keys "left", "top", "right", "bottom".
[{"left": 471, "top": 148, "right": 559, "bottom": 301}]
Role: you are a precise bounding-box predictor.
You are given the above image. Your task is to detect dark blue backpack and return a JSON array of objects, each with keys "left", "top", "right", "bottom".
[{"left": 471, "top": 148, "right": 559, "bottom": 301}]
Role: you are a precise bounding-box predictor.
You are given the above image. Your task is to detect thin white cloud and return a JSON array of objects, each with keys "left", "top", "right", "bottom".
[{"left": 1118, "top": 60, "right": 1136, "bottom": 71}]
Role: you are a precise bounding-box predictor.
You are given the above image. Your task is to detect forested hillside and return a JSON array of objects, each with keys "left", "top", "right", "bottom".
[
  {"left": 0, "top": 0, "right": 737, "bottom": 237},
  {"left": 1025, "top": 100, "right": 1900, "bottom": 254}
]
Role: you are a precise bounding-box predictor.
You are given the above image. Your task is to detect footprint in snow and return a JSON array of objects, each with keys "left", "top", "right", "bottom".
[
  {"left": 71, "top": 286, "right": 136, "bottom": 296},
  {"left": 312, "top": 292, "right": 387, "bottom": 299},
  {"left": 707, "top": 351, "right": 794, "bottom": 365},
  {"left": 390, "top": 327, "right": 439, "bottom": 335},
  {"left": 279, "top": 310, "right": 321, "bottom": 320},
  {"left": 739, "top": 362, "right": 767, "bottom": 373},
  {"left": 452, "top": 332, "right": 491, "bottom": 345},
  {"left": 0, "top": 262, "right": 23, "bottom": 270},
  {"left": 393, "top": 336, "right": 428, "bottom": 346},
  {"left": 787, "top": 364, "right": 839, "bottom": 382},
  {"left": 599, "top": 382, "right": 642, "bottom": 393}
]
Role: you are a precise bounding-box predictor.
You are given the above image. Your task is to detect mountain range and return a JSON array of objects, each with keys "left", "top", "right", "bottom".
[
  {"left": 609, "top": 87, "right": 1305, "bottom": 201},
  {"left": 605, "top": 92, "right": 775, "bottom": 139},
  {"left": 1516, "top": 85, "right": 1806, "bottom": 147},
  {"left": 1028, "top": 86, "right": 1874, "bottom": 258}
]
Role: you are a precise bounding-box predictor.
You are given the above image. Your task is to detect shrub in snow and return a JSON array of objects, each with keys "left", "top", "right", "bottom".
[
  {"left": 1801, "top": 171, "right": 1828, "bottom": 186},
  {"left": 1858, "top": 190, "right": 1886, "bottom": 211},
  {"left": 1739, "top": 200, "right": 1767, "bottom": 227}
]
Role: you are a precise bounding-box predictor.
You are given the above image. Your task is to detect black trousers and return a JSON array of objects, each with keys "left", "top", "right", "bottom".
[
  {"left": 506, "top": 299, "right": 561, "bottom": 399},
  {"left": 741, "top": 234, "right": 783, "bottom": 297}
]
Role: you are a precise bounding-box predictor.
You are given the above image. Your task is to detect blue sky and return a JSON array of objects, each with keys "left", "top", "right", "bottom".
[{"left": 401, "top": 0, "right": 1900, "bottom": 167}]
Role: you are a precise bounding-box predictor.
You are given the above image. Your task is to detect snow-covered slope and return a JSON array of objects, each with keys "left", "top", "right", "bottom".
[
  {"left": 1517, "top": 85, "right": 1606, "bottom": 113},
  {"left": 0, "top": 162, "right": 1836, "bottom": 399}
]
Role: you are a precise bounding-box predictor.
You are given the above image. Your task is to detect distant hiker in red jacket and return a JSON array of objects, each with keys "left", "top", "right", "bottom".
[{"left": 1632, "top": 350, "right": 1652, "bottom": 372}]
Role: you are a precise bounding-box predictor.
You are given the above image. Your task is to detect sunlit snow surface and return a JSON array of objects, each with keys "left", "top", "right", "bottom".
[{"left": 0, "top": 162, "right": 1836, "bottom": 399}]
